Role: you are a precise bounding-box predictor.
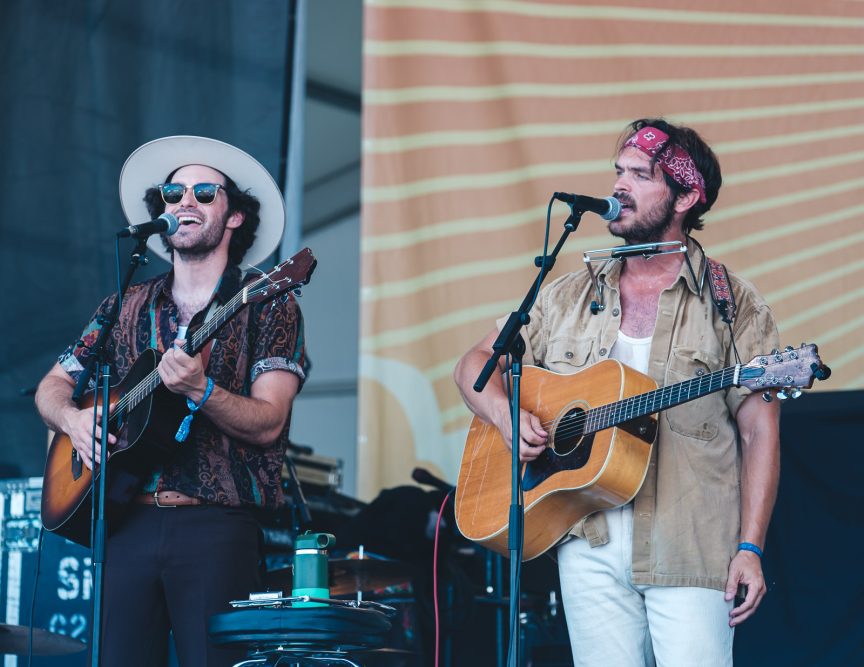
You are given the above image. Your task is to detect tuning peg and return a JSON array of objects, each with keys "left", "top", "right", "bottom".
[
  {"left": 784, "top": 345, "right": 794, "bottom": 352},
  {"left": 791, "top": 389, "right": 802, "bottom": 399},
  {"left": 292, "top": 288, "right": 302, "bottom": 297},
  {"left": 777, "top": 390, "right": 789, "bottom": 401},
  {"left": 770, "top": 348, "right": 779, "bottom": 355},
  {"left": 761, "top": 392, "right": 773, "bottom": 403},
  {"left": 812, "top": 363, "right": 832, "bottom": 381}
]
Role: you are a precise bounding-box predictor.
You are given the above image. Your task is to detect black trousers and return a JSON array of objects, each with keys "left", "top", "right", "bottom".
[{"left": 99, "top": 504, "right": 262, "bottom": 667}]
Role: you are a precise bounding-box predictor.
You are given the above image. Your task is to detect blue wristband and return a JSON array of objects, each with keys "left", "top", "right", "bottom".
[
  {"left": 738, "top": 542, "right": 763, "bottom": 558},
  {"left": 175, "top": 377, "right": 215, "bottom": 443}
]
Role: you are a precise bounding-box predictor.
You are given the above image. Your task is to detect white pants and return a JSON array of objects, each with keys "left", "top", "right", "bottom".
[{"left": 557, "top": 505, "right": 734, "bottom": 667}]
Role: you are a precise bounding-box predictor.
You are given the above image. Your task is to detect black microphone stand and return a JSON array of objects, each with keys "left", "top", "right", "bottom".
[
  {"left": 473, "top": 205, "right": 585, "bottom": 666},
  {"left": 283, "top": 447, "right": 312, "bottom": 540},
  {"left": 71, "top": 237, "right": 151, "bottom": 667}
]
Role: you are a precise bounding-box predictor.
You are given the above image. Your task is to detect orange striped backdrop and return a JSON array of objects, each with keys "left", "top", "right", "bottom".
[{"left": 359, "top": 0, "right": 864, "bottom": 497}]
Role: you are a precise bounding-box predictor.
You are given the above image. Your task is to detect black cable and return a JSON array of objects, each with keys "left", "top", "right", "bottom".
[
  {"left": 527, "top": 196, "right": 556, "bottom": 312},
  {"left": 27, "top": 526, "right": 45, "bottom": 667}
]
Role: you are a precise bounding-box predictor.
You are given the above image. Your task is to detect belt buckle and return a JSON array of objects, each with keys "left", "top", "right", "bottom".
[{"left": 153, "top": 492, "right": 176, "bottom": 508}]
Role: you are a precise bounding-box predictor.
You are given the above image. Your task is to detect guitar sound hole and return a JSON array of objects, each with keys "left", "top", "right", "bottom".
[{"left": 552, "top": 407, "right": 586, "bottom": 455}]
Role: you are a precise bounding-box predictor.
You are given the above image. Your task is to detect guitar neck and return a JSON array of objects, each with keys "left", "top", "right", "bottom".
[
  {"left": 116, "top": 292, "right": 248, "bottom": 418},
  {"left": 585, "top": 365, "right": 740, "bottom": 434},
  {"left": 185, "top": 291, "right": 246, "bottom": 356}
]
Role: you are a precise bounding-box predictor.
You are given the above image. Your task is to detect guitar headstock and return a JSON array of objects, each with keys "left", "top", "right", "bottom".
[
  {"left": 244, "top": 247, "right": 317, "bottom": 304},
  {"left": 739, "top": 343, "right": 831, "bottom": 400}
]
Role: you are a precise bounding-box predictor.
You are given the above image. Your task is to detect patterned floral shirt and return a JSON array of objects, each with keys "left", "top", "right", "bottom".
[{"left": 59, "top": 264, "right": 308, "bottom": 509}]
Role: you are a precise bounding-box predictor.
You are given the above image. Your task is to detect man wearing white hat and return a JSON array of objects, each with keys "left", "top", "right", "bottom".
[{"left": 36, "top": 136, "right": 308, "bottom": 665}]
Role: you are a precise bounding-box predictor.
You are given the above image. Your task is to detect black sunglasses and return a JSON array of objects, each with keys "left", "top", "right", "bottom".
[{"left": 159, "top": 182, "right": 224, "bottom": 205}]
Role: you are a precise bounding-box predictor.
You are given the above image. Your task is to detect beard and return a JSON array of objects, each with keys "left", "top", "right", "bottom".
[
  {"left": 165, "top": 214, "right": 228, "bottom": 261},
  {"left": 609, "top": 190, "right": 677, "bottom": 244}
]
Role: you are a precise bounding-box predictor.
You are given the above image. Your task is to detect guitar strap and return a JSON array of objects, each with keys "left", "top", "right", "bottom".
[
  {"left": 703, "top": 255, "right": 741, "bottom": 364},
  {"left": 705, "top": 257, "right": 736, "bottom": 326}
]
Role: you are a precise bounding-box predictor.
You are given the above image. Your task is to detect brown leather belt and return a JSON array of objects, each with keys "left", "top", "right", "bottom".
[{"left": 135, "top": 491, "right": 203, "bottom": 508}]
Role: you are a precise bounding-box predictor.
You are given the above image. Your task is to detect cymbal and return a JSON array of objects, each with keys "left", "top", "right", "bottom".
[
  {"left": 328, "top": 558, "right": 412, "bottom": 596},
  {"left": 0, "top": 623, "right": 86, "bottom": 656},
  {"left": 265, "top": 557, "right": 413, "bottom": 596}
]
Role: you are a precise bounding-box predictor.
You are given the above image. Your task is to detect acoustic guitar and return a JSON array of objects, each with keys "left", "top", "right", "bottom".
[
  {"left": 41, "top": 248, "right": 317, "bottom": 546},
  {"left": 455, "top": 344, "right": 829, "bottom": 561}
]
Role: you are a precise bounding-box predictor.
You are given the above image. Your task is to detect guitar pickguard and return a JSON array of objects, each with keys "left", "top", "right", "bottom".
[{"left": 522, "top": 434, "right": 595, "bottom": 491}]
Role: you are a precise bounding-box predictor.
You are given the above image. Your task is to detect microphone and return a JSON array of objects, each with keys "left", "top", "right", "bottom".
[
  {"left": 553, "top": 193, "right": 621, "bottom": 221},
  {"left": 118, "top": 213, "right": 179, "bottom": 238},
  {"left": 412, "top": 467, "right": 455, "bottom": 493}
]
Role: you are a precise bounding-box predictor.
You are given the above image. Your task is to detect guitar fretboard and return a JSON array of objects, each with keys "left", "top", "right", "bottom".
[
  {"left": 110, "top": 287, "right": 250, "bottom": 419},
  {"left": 584, "top": 366, "right": 738, "bottom": 433}
]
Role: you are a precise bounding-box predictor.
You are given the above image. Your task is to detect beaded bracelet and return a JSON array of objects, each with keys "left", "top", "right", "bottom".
[
  {"left": 175, "top": 377, "right": 215, "bottom": 443},
  {"left": 738, "top": 542, "right": 764, "bottom": 558}
]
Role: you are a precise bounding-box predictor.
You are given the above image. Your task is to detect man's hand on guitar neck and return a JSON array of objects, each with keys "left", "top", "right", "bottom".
[{"left": 158, "top": 339, "right": 209, "bottom": 402}]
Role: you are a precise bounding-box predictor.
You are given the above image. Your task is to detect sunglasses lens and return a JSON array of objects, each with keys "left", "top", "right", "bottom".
[
  {"left": 193, "top": 183, "right": 219, "bottom": 204},
  {"left": 160, "top": 183, "right": 185, "bottom": 204}
]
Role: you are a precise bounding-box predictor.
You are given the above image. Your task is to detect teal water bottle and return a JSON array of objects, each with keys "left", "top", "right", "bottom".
[{"left": 292, "top": 531, "right": 335, "bottom": 607}]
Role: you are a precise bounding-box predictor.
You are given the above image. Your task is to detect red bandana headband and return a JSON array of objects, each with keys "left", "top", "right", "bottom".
[{"left": 623, "top": 126, "right": 707, "bottom": 204}]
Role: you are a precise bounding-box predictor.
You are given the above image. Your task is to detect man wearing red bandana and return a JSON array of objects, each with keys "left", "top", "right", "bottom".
[{"left": 455, "top": 119, "right": 780, "bottom": 666}]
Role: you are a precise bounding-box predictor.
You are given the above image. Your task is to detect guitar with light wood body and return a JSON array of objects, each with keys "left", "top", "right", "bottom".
[{"left": 455, "top": 344, "right": 829, "bottom": 561}]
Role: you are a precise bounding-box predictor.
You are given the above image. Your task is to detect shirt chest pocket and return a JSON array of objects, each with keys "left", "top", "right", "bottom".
[
  {"left": 663, "top": 347, "right": 725, "bottom": 441},
  {"left": 544, "top": 337, "right": 593, "bottom": 374}
]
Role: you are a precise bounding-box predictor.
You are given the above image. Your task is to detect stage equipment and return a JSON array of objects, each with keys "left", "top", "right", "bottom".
[
  {"left": 209, "top": 595, "right": 395, "bottom": 667},
  {"left": 0, "top": 477, "right": 91, "bottom": 666}
]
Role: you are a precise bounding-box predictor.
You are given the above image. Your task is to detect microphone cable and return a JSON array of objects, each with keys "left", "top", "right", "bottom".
[
  {"left": 27, "top": 526, "right": 45, "bottom": 667},
  {"left": 432, "top": 489, "right": 453, "bottom": 667}
]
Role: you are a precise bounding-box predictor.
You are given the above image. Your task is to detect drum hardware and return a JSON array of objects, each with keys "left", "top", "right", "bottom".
[
  {"left": 210, "top": 598, "right": 396, "bottom": 667},
  {"left": 229, "top": 595, "right": 396, "bottom": 615}
]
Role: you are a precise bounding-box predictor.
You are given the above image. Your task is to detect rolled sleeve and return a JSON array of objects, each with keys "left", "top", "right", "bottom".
[
  {"left": 725, "top": 303, "right": 780, "bottom": 418},
  {"left": 249, "top": 293, "right": 310, "bottom": 390}
]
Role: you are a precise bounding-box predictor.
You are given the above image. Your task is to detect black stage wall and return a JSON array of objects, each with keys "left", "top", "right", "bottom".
[
  {"left": 735, "top": 389, "right": 863, "bottom": 666},
  {"left": 0, "top": 0, "right": 291, "bottom": 477}
]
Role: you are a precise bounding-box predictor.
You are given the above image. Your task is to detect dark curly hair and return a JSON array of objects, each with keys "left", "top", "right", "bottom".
[
  {"left": 617, "top": 118, "right": 722, "bottom": 234},
  {"left": 143, "top": 166, "right": 261, "bottom": 266}
]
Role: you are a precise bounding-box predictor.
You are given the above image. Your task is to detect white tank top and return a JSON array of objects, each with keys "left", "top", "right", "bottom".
[{"left": 609, "top": 330, "right": 652, "bottom": 375}]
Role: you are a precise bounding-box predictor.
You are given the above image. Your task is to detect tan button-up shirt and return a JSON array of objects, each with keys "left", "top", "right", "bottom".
[{"left": 509, "top": 243, "right": 779, "bottom": 590}]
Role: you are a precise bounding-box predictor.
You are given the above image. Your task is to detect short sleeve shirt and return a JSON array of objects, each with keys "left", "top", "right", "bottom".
[
  {"left": 59, "top": 264, "right": 309, "bottom": 509},
  {"left": 501, "top": 241, "right": 779, "bottom": 590}
]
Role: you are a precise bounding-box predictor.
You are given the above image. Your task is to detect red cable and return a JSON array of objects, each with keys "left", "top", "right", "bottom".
[{"left": 433, "top": 490, "right": 452, "bottom": 667}]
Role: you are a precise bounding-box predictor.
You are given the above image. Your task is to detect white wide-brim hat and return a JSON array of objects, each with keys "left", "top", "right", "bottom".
[{"left": 119, "top": 135, "right": 286, "bottom": 267}]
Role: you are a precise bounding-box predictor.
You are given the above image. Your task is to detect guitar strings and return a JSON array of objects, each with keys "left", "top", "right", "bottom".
[
  {"left": 103, "top": 265, "right": 305, "bottom": 431},
  {"left": 544, "top": 367, "right": 735, "bottom": 438},
  {"left": 532, "top": 367, "right": 737, "bottom": 440},
  {"left": 111, "top": 287, "right": 250, "bottom": 417}
]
